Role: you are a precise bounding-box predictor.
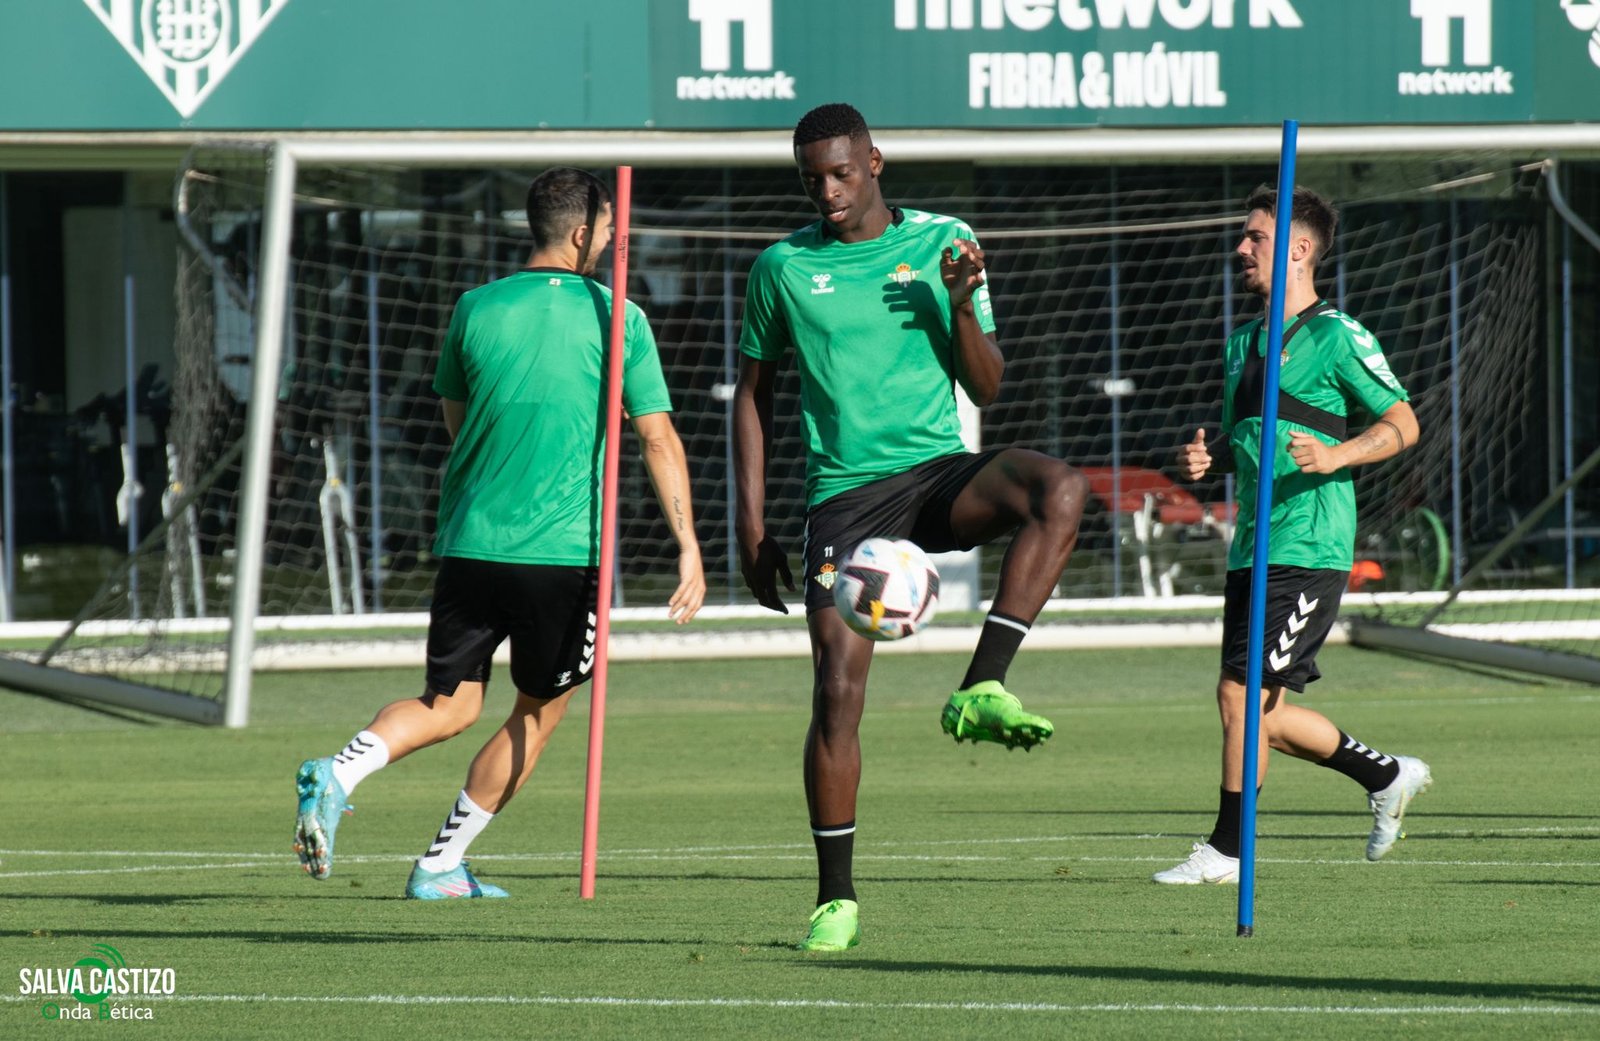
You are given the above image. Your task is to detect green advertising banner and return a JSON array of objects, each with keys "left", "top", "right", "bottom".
[{"left": 1, "top": 0, "right": 1596, "bottom": 130}]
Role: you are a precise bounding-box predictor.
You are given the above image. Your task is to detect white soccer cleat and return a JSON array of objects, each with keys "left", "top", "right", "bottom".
[
  {"left": 1366, "top": 755, "right": 1432, "bottom": 862},
  {"left": 1152, "top": 842, "right": 1240, "bottom": 885}
]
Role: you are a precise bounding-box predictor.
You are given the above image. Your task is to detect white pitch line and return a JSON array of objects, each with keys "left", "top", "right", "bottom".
[
  {"left": 3, "top": 824, "right": 1595, "bottom": 862},
  {"left": 3, "top": 850, "right": 1598, "bottom": 881},
  {"left": 0, "top": 993, "right": 1593, "bottom": 1017}
]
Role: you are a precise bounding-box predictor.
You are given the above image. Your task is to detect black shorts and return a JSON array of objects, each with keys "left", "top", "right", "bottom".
[
  {"left": 1221, "top": 565, "right": 1347, "bottom": 693},
  {"left": 802, "top": 450, "right": 1001, "bottom": 614},
  {"left": 425, "top": 556, "right": 601, "bottom": 699}
]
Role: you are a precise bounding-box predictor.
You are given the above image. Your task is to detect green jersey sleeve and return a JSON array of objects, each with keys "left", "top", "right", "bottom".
[
  {"left": 433, "top": 296, "right": 469, "bottom": 400},
  {"left": 738, "top": 248, "right": 794, "bottom": 361},
  {"left": 1329, "top": 315, "right": 1408, "bottom": 416},
  {"left": 621, "top": 301, "right": 673, "bottom": 418}
]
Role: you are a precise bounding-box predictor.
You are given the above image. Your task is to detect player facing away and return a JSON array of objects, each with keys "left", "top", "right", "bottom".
[
  {"left": 1153, "top": 185, "right": 1431, "bottom": 885},
  {"left": 292, "top": 168, "right": 705, "bottom": 898},
  {"left": 734, "top": 103, "right": 1090, "bottom": 949}
]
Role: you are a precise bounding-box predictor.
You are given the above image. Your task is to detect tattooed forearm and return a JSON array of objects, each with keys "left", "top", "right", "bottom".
[
  {"left": 1377, "top": 418, "right": 1406, "bottom": 451},
  {"left": 1350, "top": 425, "right": 1390, "bottom": 456},
  {"left": 672, "top": 495, "right": 686, "bottom": 534}
]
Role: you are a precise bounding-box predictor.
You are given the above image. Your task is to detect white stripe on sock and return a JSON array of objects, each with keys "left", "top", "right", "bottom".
[
  {"left": 811, "top": 825, "right": 856, "bottom": 838},
  {"left": 330, "top": 730, "right": 389, "bottom": 795},
  {"left": 986, "top": 614, "right": 1032, "bottom": 635},
  {"left": 417, "top": 790, "right": 494, "bottom": 873}
]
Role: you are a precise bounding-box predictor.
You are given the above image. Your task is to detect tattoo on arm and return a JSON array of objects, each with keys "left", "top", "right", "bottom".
[
  {"left": 1350, "top": 426, "right": 1387, "bottom": 456},
  {"left": 1377, "top": 418, "right": 1406, "bottom": 451},
  {"left": 1348, "top": 418, "right": 1402, "bottom": 460}
]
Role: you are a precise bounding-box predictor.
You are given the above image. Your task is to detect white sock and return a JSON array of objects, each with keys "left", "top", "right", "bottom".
[
  {"left": 416, "top": 790, "right": 494, "bottom": 873},
  {"left": 330, "top": 730, "right": 389, "bottom": 795}
]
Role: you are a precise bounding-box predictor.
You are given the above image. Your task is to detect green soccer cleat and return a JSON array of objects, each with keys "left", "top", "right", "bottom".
[
  {"left": 941, "top": 681, "right": 1054, "bottom": 750},
  {"left": 293, "top": 757, "right": 351, "bottom": 881},
  {"left": 798, "top": 899, "right": 860, "bottom": 951},
  {"left": 403, "top": 861, "right": 510, "bottom": 900}
]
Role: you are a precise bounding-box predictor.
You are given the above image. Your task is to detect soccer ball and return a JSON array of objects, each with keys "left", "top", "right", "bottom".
[{"left": 832, "top": 537, "right": 941, "bottom": 641}]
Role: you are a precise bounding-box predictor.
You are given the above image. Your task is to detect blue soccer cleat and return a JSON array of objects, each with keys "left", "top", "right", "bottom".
[
  {"left": 403, "top": 861, "right": 509, "bottom": 900},
  {"left": 293, "top": 757, "right": 351, "bottom": 881}
]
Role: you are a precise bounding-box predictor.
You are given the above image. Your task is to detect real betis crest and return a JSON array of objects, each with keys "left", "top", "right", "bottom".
[{"left": 82, "top": 0, "right": 292, "bottom": 118}]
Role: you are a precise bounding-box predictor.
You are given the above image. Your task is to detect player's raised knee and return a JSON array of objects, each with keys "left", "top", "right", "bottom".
[{"left": 1037, "top": 461, "right": 1089, "bottom": 528}]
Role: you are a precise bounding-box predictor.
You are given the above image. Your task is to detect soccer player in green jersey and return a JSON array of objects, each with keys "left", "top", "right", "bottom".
[
  {"left": 734, "top": 103, "right": 1091, "bottom": 949},
  {"left": 1153, "top": 185, "right": 1431, "bottom": 885},
  {"left": 292, "top": 168, "right": 705, "bottom": 898}
]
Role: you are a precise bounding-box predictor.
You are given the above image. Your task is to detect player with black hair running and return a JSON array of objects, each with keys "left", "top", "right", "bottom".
[
  {"left": 293, "top": 168, "right": 705, "bottom": 899},
  {"left": 1154, "top": 184, "right": 1430, "bottom": 885},
  {"left": 734, "top": 103, "right": 1090, "bottom": 950}
]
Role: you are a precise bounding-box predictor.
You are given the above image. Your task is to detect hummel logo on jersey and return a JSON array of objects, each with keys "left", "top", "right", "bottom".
[
  {"left": 811, "top": 273, "right": 835, "bottom": 294},
  {"left": 556, "top": 671, "right": 573, "bottom": 686},
  {"left": 1268, "top": 592, "right": 1321, "bottom": 672}
]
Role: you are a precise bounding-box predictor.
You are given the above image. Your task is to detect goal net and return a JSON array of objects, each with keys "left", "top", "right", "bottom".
[{"left": 3, "top": 135, "right": 1590, "bottom": 724}]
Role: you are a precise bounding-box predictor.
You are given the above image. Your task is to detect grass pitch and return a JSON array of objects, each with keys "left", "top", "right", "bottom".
[{"left": 1, "top": 645, "right": 1596, "bottom": 1040}]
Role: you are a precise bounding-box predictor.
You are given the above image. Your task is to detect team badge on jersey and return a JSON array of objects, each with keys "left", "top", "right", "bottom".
[
  {"left": 814, "top": 563, "right": 837, "bottom": 590},
  {"left": 889, "top": 262, "right": 919, "bottom": 286}
]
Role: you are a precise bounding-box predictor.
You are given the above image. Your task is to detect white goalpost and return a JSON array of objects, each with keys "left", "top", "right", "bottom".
[{"left": 3, "top": 124, "right": 1598, "bottom": 726}]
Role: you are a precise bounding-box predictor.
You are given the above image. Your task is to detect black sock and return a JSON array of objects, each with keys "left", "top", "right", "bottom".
[
  {"left": 812, "top": 821, "right": 856, "bottom": 905},
  {"left": 1320, "top": 732, "right": 1402, "bottom": 793},
  {"left": 960, "top": 612, "right": 1031, "bottom": 689},
  {"left": 1204, "top": 787, "right": 1263, "bottom": 860}
]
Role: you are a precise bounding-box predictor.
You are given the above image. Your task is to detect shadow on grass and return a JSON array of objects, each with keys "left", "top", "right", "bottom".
[
  {"left": 936, "top": 809, "right": 1600, "bottom": 821},
  {"left": 485, "top": 872, "right": 1062, "bottom": 885},
  {"left": 2, "top": 893, "right": 241, "bottom": 906},
  {"left": 808, "top": 959, "right": 1600, "bottom": 1006},
  {"left": 4, "top": 927, "right": 698, "bottom": 947},
  {"left": 1443, "top": 878, "right": 1600, "bottom": 888}
]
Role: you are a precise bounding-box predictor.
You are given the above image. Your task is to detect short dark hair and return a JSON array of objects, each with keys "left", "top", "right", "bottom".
[
  {"left": 793, "top": 103, "right": 871, "bottom": 150},
  {"left": 525, "top": 168, "right": 611, "bottom": 250},
  {"left": 1245, "top": 184, "right": 1338, "bottom": 265}
]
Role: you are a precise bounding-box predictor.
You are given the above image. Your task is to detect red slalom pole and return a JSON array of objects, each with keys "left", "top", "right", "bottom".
[{"left": 580, "top": 165, "right": 630, "bottom": 900}]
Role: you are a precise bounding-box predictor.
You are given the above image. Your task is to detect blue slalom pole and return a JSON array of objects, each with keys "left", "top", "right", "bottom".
[{"left": 1238, "top": 119, "right": 1299, "bottom": 938}]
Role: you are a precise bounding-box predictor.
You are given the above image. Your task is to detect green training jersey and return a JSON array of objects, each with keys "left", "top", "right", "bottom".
[
  {"left": 432, "top": 268, "right": 672, "bottom": 566},
  {"left": 739, "top": 208, "right": 997, "bottom": 507},
  {"left": 1222, "top": 303, "right": 1408, "bottom": 572}
]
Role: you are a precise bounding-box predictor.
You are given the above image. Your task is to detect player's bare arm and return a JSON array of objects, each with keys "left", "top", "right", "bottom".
[
  {"left": 941, "top": 238, "right": 1003, "bottom": 405},
  {"left": 1288, "top": 401, "right": 1419, "bottom": 475},
  {"left": 440, "top": 398, "right": 466, "bottom": 441},
  {"left": 732, "top": 354, "right": 794, "bottom": 613},
  {"left": 632, "top": 411, "right": 706, "bottom": 624}
]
